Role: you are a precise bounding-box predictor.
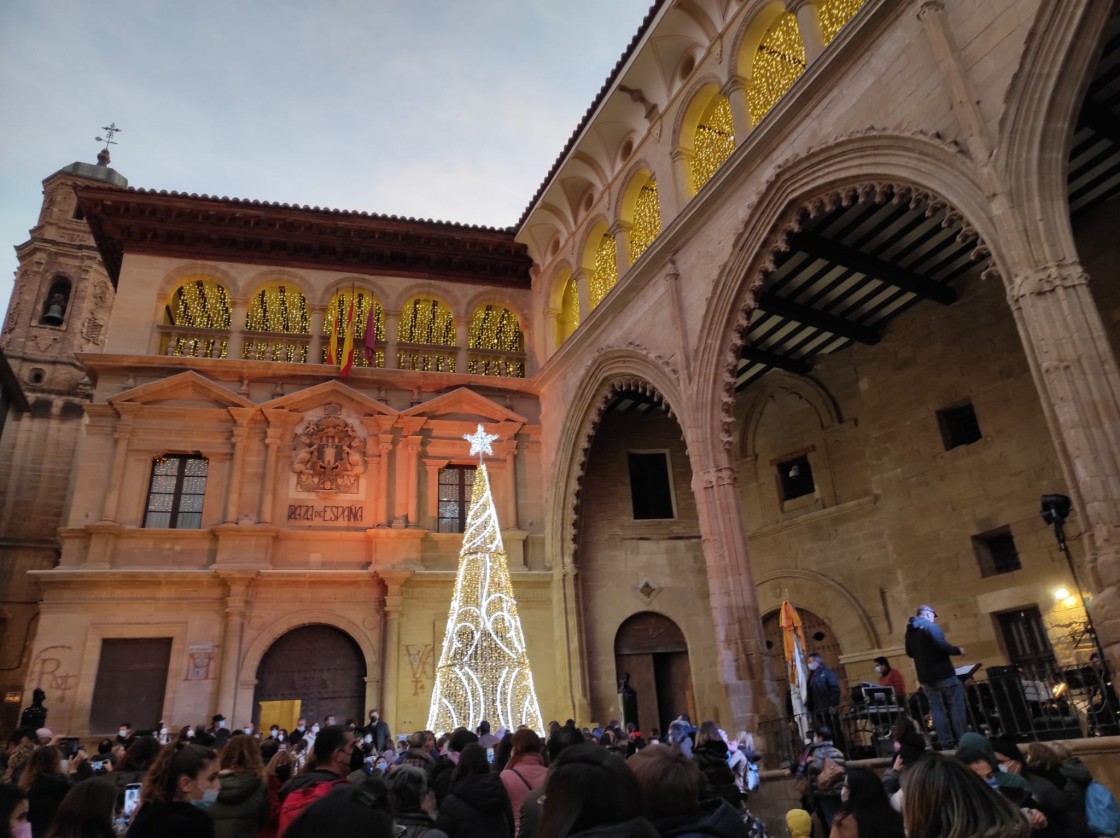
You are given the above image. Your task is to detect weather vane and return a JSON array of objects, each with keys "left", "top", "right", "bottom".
[{"left": 95, "top": 123, "right": 121, "bottom": 151}]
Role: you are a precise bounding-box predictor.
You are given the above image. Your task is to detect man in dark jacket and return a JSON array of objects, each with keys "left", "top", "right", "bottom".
[
  {"left": 278, "top": 725, "right": 355, "bottom": 833},
  {"left": 806, "top": 652, "right": 843, "bottom": 751},
  {"left": 905, "top": 604, "right": 968, "bottom": 747},
  {"left": 362, "top": 709, "right": 392, "bottom": 752}
]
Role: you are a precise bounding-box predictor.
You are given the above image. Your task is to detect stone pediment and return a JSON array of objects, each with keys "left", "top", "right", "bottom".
[
  {"left": 403, "top": 387, "right": 527, "bottom": 424},
  {"left": 260, "top": 380, "right": 398, "bottom": 417},
  {"left": 109, "top": 371, "right": 254, "bottom": 409}
]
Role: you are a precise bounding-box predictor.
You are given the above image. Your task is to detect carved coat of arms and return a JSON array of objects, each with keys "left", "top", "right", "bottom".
[{"left": 292, "top": 410, "right": 366, "bottom": 494}]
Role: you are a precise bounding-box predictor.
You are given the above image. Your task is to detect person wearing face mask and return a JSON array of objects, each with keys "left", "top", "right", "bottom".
[
  {"left": 830, "top": 766, "right": 904, "bottom": 838},
  {"left": 872, "top": 657, "right": 907, "bottom": 702},
  {"left": 363, "top": 710, "right": 392, "bottom": 753},
  {"left": 207, "top": 735, "right": 268, "bottom": 838},
  {"left": 277, "top": 725, "right": 356, "bottom": 835},
  {"left": 126, "top": 742, "right": 220, "bottom": 838},
  {"left": 210, "top": 716, "right": 230, "bottom": 750},
  {"left": 806, "top": 652, "right": 844, "bottom": 752},
  {"left": 288, "top": 721, "right": 307, "bottom": 747},
  {"left": 116, "top": 724, "right": 133, "bottom": 747},
  {"left": 1, "top": 783, "right": 31, "bottom": 838}
]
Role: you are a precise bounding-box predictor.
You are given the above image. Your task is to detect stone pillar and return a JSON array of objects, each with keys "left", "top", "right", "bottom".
[
  {"left": 100, "top": 405, "right": 140, "bottom": 522},
  {"left": 573, "top": 270, "right": 591, "bottom": 321},
  {"left": 501, "top": 441, "right": 518, "bottom": 529},
  {"left": 384, "top": 311, "right": 400, "bottom": 370},
  {"left": 380, "top": 570, "right": 411, "bottom": 731},
  {"left": 405, "top": 436, "right": 423, "bottom": 527},
  {"left": 379, "top": 435, "right": 395, "bottom": 527},
  {"left": 259, "top": 426, "right": 283, "bottom": 524},
  {"left": 455, "top": 316, "right": 470, "bottom": 374},
  {"left": 1006, "top": 263, "right": 1120, "bottom": 670},
  {"left": 790, "top": 0, "right": 825, "bottom": 63},
  {"left": 671, "top": 148, "right": 694, "bottom": 208},
  {"left": 689, "top": 456, "right": 775, "bottom": 731},
  {"left": 559, "top": 565, "right": 591, "bottom": 723},
  {"left": 722, "top": 75, "right": 753, "bottom": 144},
  {"left": 228, "top": 299, "right": 247, "bottom": 360},
  {"left": 422, "top": 459, "right": 446, "bottom": 526},
  {"left": 543, "top": 308, "right": 560, "bottom": 356},
  {"left": 216, "top": 574, "right": 251, "bottom": 724},
  {"left": 609, "top": 221, "right": 631, "bottom": 278},
  {"left": 308, "top": 306, "right": 325, "bottom": 365},
  {"left": 224, "top": 411, "right": 252, "bottom": 522}
]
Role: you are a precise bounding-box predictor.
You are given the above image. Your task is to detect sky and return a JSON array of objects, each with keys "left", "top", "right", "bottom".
[{"left": 0, "top": 0, "right": 653, "bottom": 321}]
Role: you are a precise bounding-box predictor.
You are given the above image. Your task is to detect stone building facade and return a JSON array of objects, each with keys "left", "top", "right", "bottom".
[{"left": 2, "top": 0, "right": 1119, "bottom": 741}]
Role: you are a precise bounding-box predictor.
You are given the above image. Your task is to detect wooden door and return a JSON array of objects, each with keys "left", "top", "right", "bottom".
[{"left": 253, "top": 625, "right": 366, "bottom": 727}]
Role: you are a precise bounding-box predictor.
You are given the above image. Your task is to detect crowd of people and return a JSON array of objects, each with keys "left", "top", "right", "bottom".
[{"left": 1, "top": 704, "right": 775, "bottom": 838}]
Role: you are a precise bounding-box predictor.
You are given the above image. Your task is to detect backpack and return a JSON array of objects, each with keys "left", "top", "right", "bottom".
[
  {"left": 1086, "top": 781, "right": 1120, "bottom": 837},
  {"left": 741, "top": 809, "right": 770, "bottom": 838},
  {"left": 278, "top": 776, "right": 348, "bottom": 835}
]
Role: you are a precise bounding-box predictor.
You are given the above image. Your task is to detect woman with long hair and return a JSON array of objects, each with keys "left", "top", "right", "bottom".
[
  {"left": 45, "top": 777, "right": 117, "bottom": 838},
  {"left": 691, "top": 722, "right": 740, "bottom": 808},
  {"left": 539, "top": 743, "right": 656, "bottom": 838},
  {"left": 16, "top": 747, "right": 70, "bottom": 838},
  {"left": 436, "top": 743, "right": 513, "bottom": 838},
  {"left": 207, "top": 735, "right": 268, "bottom": 838},
  {"left": 126, "top": 742, "right": 219, "bottom": 838},
  {"left": 114, "top": 736, "right": 161, "bottom": 790},
  {"left": 1, "top": 784, "right": 30, "bottom": 838},
  {"left": 500, "top": 729, "right": 547, "bottom": 836},
  {"left": 258, "top": 749, "right": 294, "bottom": 838},
  {"left": 829, "top": 767, "right": 904, "bottom": 838},
  {"left": 901, "top": 754, "right": 1030, "bottom": 838}
]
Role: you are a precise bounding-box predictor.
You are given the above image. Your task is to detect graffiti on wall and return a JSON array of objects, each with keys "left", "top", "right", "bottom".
[{"left": 27, "top": 646, "right": 78, "bottom": 704}]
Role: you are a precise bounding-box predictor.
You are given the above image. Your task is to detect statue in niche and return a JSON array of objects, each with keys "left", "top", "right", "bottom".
[
  {"left": 292, "top": 410, "right": 366, "bottom": 494},
  {"left": 619, "top": 672, "right": 639, "bottom": 730}
]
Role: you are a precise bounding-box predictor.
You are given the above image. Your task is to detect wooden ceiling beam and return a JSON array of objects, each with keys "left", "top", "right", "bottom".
[
  {"left": 739, "top": 345, "right": 811, "bottom": 375},
  {"left": 757, "top": 292, "right": 880, "bottom": 345}
]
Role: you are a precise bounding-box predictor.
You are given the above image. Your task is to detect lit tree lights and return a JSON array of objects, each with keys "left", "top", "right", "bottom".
[{"left": 426, "top": 425, "right": 544, "bottom": 734}]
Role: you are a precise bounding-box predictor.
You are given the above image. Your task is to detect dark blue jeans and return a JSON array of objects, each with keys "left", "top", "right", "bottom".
[{"left": 924, "top": 675, "right": 968, "bottom": 748}]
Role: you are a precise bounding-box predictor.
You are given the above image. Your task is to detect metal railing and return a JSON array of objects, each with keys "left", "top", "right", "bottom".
[{"left": 756, "top": 663, "right": 1119, "bottom": 770}]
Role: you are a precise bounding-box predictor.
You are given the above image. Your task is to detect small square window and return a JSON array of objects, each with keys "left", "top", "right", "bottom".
[
  {"left": 937, "top": 402, "right": 982, "bottom": 450},
  {"left": 973, "top": 528, "right": 1021, "bottom": 577},
  {"left": 628, "top": 452, "right": 674, "bottom": 519},
  {"left": 777, "top": 454, "right": 815, "bottom": 501}
]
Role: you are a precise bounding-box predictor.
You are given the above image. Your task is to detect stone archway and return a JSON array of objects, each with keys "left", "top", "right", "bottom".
[
  {"left": 253, "top": 624, "right": 366, "bottom": 728},
  {"left": 614, "top": 612, "right": 696, "bottom": 736}
]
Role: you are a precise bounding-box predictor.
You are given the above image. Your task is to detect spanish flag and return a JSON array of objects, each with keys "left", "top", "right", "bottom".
[
  {"left": 339, "top": 296, "right": 356, "bottom": 376},
  {"left": 326, "top": 302, "right": 338, "bottom": 366}
]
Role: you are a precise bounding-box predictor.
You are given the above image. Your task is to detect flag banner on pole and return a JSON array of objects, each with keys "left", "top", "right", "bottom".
[
  {"left": 339, "top": 296, "right": 356, "bottom": 376},
  {"left": 362, "top": 303, "right": 377, "bottom": 365},
  {"left": 780, "top": 600, "right": 811, "bottom": 739},
  {"left": 326, "top": 300, "right": 338, "bottom": 366}
]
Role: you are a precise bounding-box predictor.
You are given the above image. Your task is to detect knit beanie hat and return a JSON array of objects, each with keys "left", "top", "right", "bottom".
[{"left": 786, "top": 808, "right": 813, "bottom": 838}]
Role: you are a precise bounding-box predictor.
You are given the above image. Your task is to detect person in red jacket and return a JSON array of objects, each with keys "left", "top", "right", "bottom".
[
  {"left": 874, "top": 656, "right": 908, "bottom": 701},
  {"left": 276, "top": 726, "right": 355, "bottom": 836}
]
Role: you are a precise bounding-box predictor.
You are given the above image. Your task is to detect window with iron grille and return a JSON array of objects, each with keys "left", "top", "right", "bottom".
[
  {"left": 973, "top": 527, "right": 1021, "bottom": 576},
  {"left": 438, "top": 465, "right": 476, "bottom": 533},
  {"left": 937, "top": 402, "right": 982, "bottom": 450},
  {"left": 143, "top": 454, "right": 208, "bottom": 529}
]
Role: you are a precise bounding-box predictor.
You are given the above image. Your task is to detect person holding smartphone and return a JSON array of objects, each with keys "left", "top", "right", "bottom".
[{"left": 126, "top": 743, "right": 219, "bottom": 838}]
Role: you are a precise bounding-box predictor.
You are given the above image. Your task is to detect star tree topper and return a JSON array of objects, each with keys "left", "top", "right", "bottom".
[{"left": 464, "top": 424, "right": 499, "bottom": 460}]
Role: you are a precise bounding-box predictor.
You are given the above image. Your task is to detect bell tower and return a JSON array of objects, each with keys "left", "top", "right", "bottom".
[{"left": 0, "top": 144, "right": 126, "bottom": 733}]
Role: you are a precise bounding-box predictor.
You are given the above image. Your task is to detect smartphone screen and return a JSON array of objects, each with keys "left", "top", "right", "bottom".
[
  {"left": 486, "top": 747, "right": 495, "bottom": 764},
  {"left": 123, "top": 783, "right": 142, "bottom": 820},
  {"left": 59, "top": 737, "right": 80, "bottom": 758}
]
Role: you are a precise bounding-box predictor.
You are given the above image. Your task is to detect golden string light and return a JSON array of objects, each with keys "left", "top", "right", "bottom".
[
  {"left": 427, "top": 427, "right": 544, "bottom": 734},
  {"left": 818, "top": 0, "right": 865, "bottom": 45},
  {"left": 559, "top": 274, "right": 580, "bottom": 344},
  {"left": 747, "top": 12, "right": 807, "bottom": 125},
  {"left": 589, "top": 234, "right": 619, "bottom": 309},
  {"left": 243, "top": 283, "right": 310, "bottom": 362},
  {"left": 323, "top": 289, "right": 386, "bottom": 368},
  {"left": 467, "top": 304, "right": 525, "bottom": 378},
  {"left": 689, "top": 96, "right": 735, "bottom": 194},
  {"left": 164, "top": 278, "right": 231, "bottom": 358},
  {"left": 627, "top": 180, "right": 662, "bottom": 263},
  {"left": 398, "top": 297, "right": 456, "bottom": 372}
]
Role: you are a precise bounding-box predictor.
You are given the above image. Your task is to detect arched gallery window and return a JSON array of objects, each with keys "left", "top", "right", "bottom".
[
  {"left": 589, "top": 233, "right": 619, "bottom": 309},
  {"left": 689, "top": 95, "right": 735, "bottom": 194},
  {"left": 818, "top": 0, "right": 865, "bottom": 45},
  {"left": 243, "top": 282, "right": 310, "bottom": 363},
  {"left": 558, "top": 272, "right": 580, "bottom": 345},
  {"left": 627, "top": 179, "right": 662, "bottom": 264},
  {"left": 468, "top": 304, "right": 525, "bottom": 378},
  {"left": 323, "top": 288, "right": 385, "bottom": 368},
  {"left": 161, "top": 277, "right": 231, "bottom": 359},
  {"left": 398, "top": 296, "right": 456, "bottom": 372},
  {"left": 747, "top": 12, "right": 807, "bottom": 125}
]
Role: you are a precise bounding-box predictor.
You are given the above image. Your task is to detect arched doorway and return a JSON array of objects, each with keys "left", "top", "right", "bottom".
[
  {"left": 614, "top": 612, "right": 695, "bottom": 736},
  {"left": 761, "top": 607, "right": 849, "bottom": 713},
  {"left": 253, "top": 624, "right": 366, "bottom": 727}
]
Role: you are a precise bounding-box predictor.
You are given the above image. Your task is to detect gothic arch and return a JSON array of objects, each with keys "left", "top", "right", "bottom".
[
  {"left": 692, "top": 131, "right": 1004, "bottom": 467},
  {"left": 997, "top": 2, "right": 1114, "bottom": 269},
  {"left": 240, "top": 609, "right": 378, "bottom": 686},
  {"left": 737, "top": 371, "right": 841, "bottom": 460},
  {"left": 755, "top": 567, "right": 879, "bottom": 650},
  {"left": 547, "top": 349, "right": 687, "bottom": 570}
]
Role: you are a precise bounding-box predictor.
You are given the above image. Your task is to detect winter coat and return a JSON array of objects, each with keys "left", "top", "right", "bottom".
[
  {"left": 807, "top": 665, "right": 841, "bottom": 712},
  {"left": 395, "top": 810, "right": 450, "bottom": 838},
  {"left": 517, "top": 786, "right": 545, "bottom": 838},
  {"left": 27, "top": 772, "right": 71, "bottom": 838},
  {"left": 651, "top": 799, "right": 748, "bottom": 837},
  {"left": 955, "top": 733, "right": 1031, "bottom": 804},
  {"left": 904, "top": 616, "right": 962, "bottom": 684},
  {"left": 207, "top": 770, "right": 268, "bottom": 838},
  {"left": 435, "top": 771, "right": 514, "bottom": 838},
  {"left": 19, "top": 703, "right": 47, "bottom": 731},
  {"left": 1022, "top": 770, "right": 1073, "bottom": 838},
  {"left": 807, "top": 741, "right": 846, "bottom": 799},
  {"left": 500, "top": 753, "right": 548, "bottom": 834},
  {"left": 691, "top": 741, "right": 741, "bottom": 808},
  {"left": 277, "top": 768, "right": 349, "bottom": 835},
  {"left": 429, "top": 755, "right": 456, "bottom": 805},
  {"left": 569, "top": 818, "right": 659, "bottom": 837},
  {"left": 126, "top": 800, "right": 217, "bottom": 838},
  {"left": 1056, "top": 756, "right": 1096, "bottom": 838}
]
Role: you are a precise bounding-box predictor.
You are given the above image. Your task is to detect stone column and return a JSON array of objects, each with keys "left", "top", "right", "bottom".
[
  {"left": 379, "top": 435, "right": 395, "bottom": 527},
  {"left": 308, "top": 306, "right": 325, "bottom": 365},
  {"left": 100, "top": 405, "right": 140, "bottom": 522},
  {"left": 689, "top": 456, "right": 775, "bottom": 732},
  {"left": 228, "top": 299, "right": 247, "bottom": 360},
  {"left": 559, "top": 565, "right": 591, "bottom": 723},
  {"left": 380, "top": 570, "right": 411, "bottom": 732},
  {"left": 722, "top": 75, "right": 753, "bottom": 142},
  {"left": 543, "top": 308, "right": 560, "bottom": 356},
  {"left": 501, "top": 440, "right": 519, "bottom": 529},
  {"left": 671, "top": 148, "right": 694, "bottom": 209},
  {"left": 224, "top": 411, "right": 252, "bottom": 522},
  {"left": 405, "top": 436, "right": 422, "bottom": 527},
  {"left": 454, "top": 316, "right": 470, "bottom": 374},
  {"left": 422, "top": 459, "right": 446, "bottom": 526},
  {"left": 609, "top": 221, "right": 631, "bottom": 279},
  {"left": 1006, "top": 263, "right": 1120, "bottom": 669},
  {"left": 790, "top": 0, "right": 825, "bottom": 63},
  {"left": 573, "top": 270, "right": 591, "bottom": 321},
  {"left": 215, "top": 574, "right": 251, "bottom": 724},
  {"left": 384, "top": 311, "right": 400, "bottom": 370},
  {"left": 259, "top": 426, "right": 283, "bottom": 524}
]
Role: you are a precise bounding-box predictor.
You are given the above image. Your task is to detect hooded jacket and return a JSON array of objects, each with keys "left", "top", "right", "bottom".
[
  {"left": 570, "top": 818, "right": 659, "bottom": 838},
  {"left": 652, "top": 799, "right": 748, "bottom": 837},
  {"left": 904, "top": 615, "right": 962, "bottom": 683},
  {"left": 956, "top": 733, "right": 1031, "bottom": 803},
  {"left": 208, "top": 770, "right": 268, "bottom": 838},
  {"left": 435, "top": 771, "right": 514, "bottom": 838}
]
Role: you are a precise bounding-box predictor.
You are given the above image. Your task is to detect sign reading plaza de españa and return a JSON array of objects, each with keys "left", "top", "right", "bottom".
[{"left": 286, "top": 403, "right": 369, "bottom": 527}]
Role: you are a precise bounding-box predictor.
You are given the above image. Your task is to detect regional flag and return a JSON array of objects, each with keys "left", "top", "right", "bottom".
[
  {"left": 339, "top": 297, "right": 356, "bottom": 376},
  {"left": 362, "top": 305, "right": 377, "bottom": 365},
  {"left": 326, "top": 302, "right": 338, "bottom": 366}
]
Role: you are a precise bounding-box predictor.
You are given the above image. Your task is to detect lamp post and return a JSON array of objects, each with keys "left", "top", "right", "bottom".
[{"left": 1041, "top": 493, "right": 1103, "bottom": 659}]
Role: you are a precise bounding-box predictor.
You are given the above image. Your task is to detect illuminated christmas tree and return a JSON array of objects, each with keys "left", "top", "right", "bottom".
[{"left": 427, "top": 425, "right": 544, "bottom": 734}]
